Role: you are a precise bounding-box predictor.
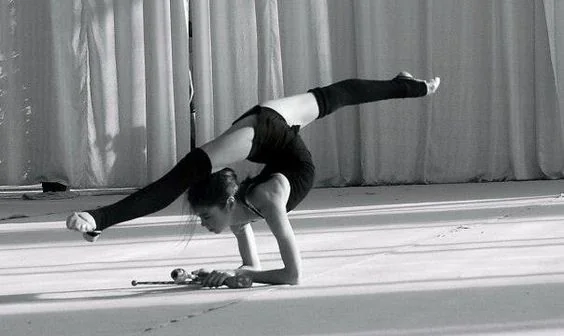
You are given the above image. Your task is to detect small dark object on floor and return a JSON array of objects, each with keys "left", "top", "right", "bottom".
[
  {"left": 42, "top": 182, "right": 68, "bottom": 192},
  {"left": 22, "top": 182, "right": 79, "bottom": 200}
]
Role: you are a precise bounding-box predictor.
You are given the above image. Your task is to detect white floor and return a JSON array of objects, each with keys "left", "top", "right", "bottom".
[{"left": 2, "top": 180, "right": 564, "bottom": 336}]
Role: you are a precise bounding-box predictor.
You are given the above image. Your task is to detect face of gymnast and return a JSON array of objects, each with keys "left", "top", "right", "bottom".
[
  {"left": 194, "top": 199, "right": 236, "bottom": 234},
  {"left": 188, "top": 168, "right": 240, "bottom": 234}
]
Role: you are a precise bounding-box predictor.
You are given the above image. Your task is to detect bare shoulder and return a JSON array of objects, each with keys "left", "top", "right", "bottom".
[{"left": 249, "top": 174, "right": 290, "bottom": 211}]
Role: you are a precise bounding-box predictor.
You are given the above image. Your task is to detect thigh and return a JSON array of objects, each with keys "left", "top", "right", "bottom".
[
  {"left": 200, "top": 121, "right": 255, "bottom": 171},
  {"left": 261, "top": 93, "right": 320, "bottom": 128}
]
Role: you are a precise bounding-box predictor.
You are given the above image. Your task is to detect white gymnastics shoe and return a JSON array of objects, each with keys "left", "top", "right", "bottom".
[
  {"left": 66, "top": 212, "right": 97, "bottom": 232},
  {"left": 82, "top": 231, "right": 102, "bottom": 243},
  {"left": 396, "top": 71, "right": 440, "bottom": 95},
  {"left": 426, "top": 76, "right": 440, "bottom": 94}
]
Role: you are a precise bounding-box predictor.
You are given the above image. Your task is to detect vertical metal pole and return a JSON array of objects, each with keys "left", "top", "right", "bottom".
[{"left": 189, "top": 20, "right": 196, "bottom": 151}]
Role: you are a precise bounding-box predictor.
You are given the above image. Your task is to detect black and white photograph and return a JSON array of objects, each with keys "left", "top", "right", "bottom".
[{"left": 1, "top": 1, "right": 563, "bottom": 335}]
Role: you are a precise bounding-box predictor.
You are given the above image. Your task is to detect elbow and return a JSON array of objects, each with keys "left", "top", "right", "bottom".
[
  {"left": 287, "top": 277, "right": 300, "bottom": 286},
  {"left": 285, "top": 268, "right": 301, "bottom": 286}
]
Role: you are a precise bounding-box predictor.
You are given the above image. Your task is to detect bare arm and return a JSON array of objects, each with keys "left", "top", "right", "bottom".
[
  {"left": 231, "top": 223, "right": 261, "bottom": 270},
  {"left": 238, "top": 175, "right": 302, "bottom": 285}
]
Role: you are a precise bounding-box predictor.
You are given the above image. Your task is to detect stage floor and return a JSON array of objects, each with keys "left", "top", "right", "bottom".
[{"left": 2, "top": 180, "right": 564, "bottom": 336}]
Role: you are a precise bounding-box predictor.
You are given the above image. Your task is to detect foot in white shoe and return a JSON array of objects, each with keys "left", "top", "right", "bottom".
[
  {"left": 426, "top": 77, "right": 440, "bottom": 94},
  {"left": 396, "top": 71, "right": 440, "bottom": 95},
  {"left": 83, "top": 231, "right": 101, "bottom": 243},
  {"left": 66, "top": 212, "right": 97, "bottom": 232}
]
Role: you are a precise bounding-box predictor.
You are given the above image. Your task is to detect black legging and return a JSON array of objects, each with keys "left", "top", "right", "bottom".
[
  {"left": 87, "top": 148, "right": 211, "bottom": 231},
  {"left": 309, "top": 75, "right": 427, "bottom": 119}
]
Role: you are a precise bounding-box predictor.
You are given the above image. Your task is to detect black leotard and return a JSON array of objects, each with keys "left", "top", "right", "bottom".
[
  {"left": 232, "top": 76, "right": 426, "bottom": 214},
  {"left": 233, "top": 105, "right": 315, "bottom": 213}
]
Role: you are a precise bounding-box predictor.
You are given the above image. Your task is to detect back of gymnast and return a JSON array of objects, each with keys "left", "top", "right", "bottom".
[{"left": 67, "top": 72, "right": 440, "bottom": 287}]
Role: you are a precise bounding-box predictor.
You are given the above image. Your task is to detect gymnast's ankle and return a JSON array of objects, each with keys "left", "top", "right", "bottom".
[{"left": 394, "top": 71, "right": 440, "bottom": 96}]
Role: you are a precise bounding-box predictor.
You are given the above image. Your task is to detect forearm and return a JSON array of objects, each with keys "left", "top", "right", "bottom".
[
  {"left": 239, "top": 267, "right": 300, "bottom": 286},
  {"left": 233, "top": 223, "right": 261, "bottom": 269},
  {"left": 238, "top": 246, "right": 261, "bottom": 270},
  {"left": 238, "top": 264, "right": 261, "bottom": 271}
]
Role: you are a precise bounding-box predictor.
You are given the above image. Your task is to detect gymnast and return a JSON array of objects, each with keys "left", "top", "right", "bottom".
[{"left": 66, "top": 72, "right": 440, "bottom": 287}]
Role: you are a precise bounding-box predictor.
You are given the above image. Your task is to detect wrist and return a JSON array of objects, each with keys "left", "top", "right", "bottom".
[
  {"left": 235, "top": 268, "right": 253, "bottom": 276},
  {"left": 238, "top": 264, "right": 260, "bottom": 271}
]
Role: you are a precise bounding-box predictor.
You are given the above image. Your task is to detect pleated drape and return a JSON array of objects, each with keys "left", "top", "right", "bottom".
[
  {"left": 0, "top": 0, "right": 563, "bottom": 188},
  {"left": 1, "top": 0, "right": 191, "bottom": 188},
  {"left": 190, "top": 0, "right": 564, "bottom": 186}
]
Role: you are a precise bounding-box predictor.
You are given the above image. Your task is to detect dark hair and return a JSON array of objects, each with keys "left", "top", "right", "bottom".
[{"left": 187, "top": 168, "right": 239, "bottom": 208}]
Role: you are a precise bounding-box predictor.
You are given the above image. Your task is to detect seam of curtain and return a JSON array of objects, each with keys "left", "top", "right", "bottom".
[
  {"left": 542, "top": 0, "right": 561, "bottom": 114},
  {"left": 539, "top": 0, "right": 564, "bottom": 176},
  {"left": 80, "top": 1, "right": 100, "bottom": 187}
]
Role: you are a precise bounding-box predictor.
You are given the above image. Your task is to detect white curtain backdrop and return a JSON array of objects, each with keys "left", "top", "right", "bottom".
[
  {"left": 192, "top": 0, "right": 564, "bottom": 186},
  {"left": 0, "top": 0, "right": 192, "bottom": 188},
  {"left": 0, "top": 0, "right": 563, "bottom": 188}
]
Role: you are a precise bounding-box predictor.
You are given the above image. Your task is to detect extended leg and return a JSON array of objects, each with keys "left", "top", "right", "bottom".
[
  {"left": 261, "top": 72, "right": 439, "bottom": 128},
  {"left": 67, "top": 124, "right": 255, "bottom": 234},
  {"left": 310, "top": 72, "right": 440, "bottom": 120},
  {"left": 83, "top": 148, "right": 212, "bottom": 231}
]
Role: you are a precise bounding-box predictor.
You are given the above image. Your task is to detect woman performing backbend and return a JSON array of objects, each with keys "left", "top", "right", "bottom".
[{"left": 67, "top": 72, "right": 440, "bottom": 287}]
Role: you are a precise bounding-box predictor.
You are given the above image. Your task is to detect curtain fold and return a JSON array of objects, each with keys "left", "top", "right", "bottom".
[
  {"left": 536, "top": 0, "right": 564, "bottom": 179},
  {"left": 0, "top": 0, "right": 191, "bottom": 188},
  {"left": 0, "top": 0, "right": 27, "bottom": 183},
  {"left": 1, "top": 0, "right": 563, "bottom": 188},
  {"left": 190, "top": 0, "right": 564, "bottom": 186}
]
